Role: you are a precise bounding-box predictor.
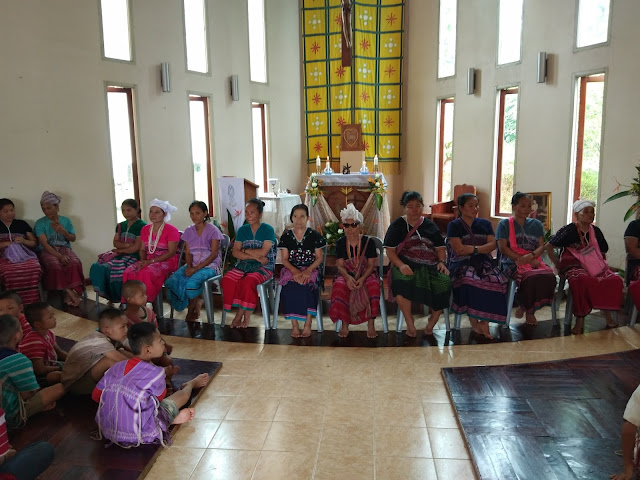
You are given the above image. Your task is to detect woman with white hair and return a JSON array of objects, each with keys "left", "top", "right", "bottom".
[
  {"left": 328, "top": 203, "right": 380, "bottom": 338},
  {"left": 546, "top": 199, "right": 623, "bottom": 334},
  {"left": 122, "top": 199, "right": 180, "bottom": 303}
]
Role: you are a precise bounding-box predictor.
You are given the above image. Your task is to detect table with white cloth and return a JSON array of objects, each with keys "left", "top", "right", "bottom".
[
  {"left": 259, "top": 193, "right": 302, "bottom": 238},
  {"left": 303, "top": 173, "right": 391, "bottom": 240}
]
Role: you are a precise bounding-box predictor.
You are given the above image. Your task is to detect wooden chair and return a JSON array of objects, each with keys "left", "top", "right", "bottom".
[{"left": 427, "top": 184, "right": 477, "bottom": 233}]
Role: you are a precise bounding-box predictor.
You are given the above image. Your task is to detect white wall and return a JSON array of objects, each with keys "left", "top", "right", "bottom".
[
  {"left": 0, "top": 0, "right": 301, "bottom": 274},
  {"left": 403, "top": 0, "right": 639, "bottom": 267}
]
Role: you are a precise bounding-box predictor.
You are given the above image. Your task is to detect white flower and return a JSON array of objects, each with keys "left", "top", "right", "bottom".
[
  {"left": 325, "top": 222, "right": 331, "bottom": 227},
  {"left": 326, "top": 233, "right": 332, "bottom": 239},
  {"left": 375, "top": 182, "right": 381, "bottom": 187},
  {"left": 311, "top": 182, "right": 317, "bottom": 188},
  {"left": 337, "top": 229, "right": 343, "bottom": 234}
]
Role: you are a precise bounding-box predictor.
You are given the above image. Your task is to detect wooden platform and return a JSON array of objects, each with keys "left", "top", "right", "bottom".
[
  {"left": 442, "top": 349, "right": 640, "bottom": 479},
  {"left": 8, "top": 337, "right": 223, "bottom": 480}
]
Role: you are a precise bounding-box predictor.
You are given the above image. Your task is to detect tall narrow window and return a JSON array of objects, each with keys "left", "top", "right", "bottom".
[
  {"left": 576, "top": 0, "right": 611, "bottom": 48},
  {"left": 252, "top": 103, "right": 269, "bottom": 192},
  {"left": 436, "top": 98, "right": 455, "bottom": 202},
  {"left": 106, "top": 87, "right": 140, "bottom": 222},
  {"left": 497, "top": 0, "right": 524, "bottom": 65},
  {"left": 184, "top": 0, "right": 209, "bottom": 73},
  {"left": 189, "top": 95, "right": 213, "bottom": 208},
  {"left": 570, "top": 74, "right": 605, "bottom": 210},
  {"left": 100, "top": 0, "right": 132, "bottom": 61},
  {"left": 248, "top": 0, "right": 267, "bottom": 83},
  {"left": 437, "top": 0, "right": 457, "bottom": 78},
  {"left": 494, "top": 87, "right": 519, "bottom": 217}
]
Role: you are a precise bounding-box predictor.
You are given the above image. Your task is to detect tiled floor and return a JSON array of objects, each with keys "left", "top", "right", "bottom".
[{"left": 51, "top": 305, "right": 640, "bottom": 480}]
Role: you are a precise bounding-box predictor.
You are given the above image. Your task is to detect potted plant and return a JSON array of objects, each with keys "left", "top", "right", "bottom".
[{"left": 604, "top": 165, "right": 640, "bottom": 221}]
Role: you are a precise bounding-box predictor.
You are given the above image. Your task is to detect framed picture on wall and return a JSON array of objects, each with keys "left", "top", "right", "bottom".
[{"left": 527, "top": 192, "right": 552, "bottom": 231}]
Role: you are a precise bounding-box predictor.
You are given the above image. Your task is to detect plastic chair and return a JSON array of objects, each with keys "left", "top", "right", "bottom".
[
  {"left": 452, "top": 277, "right": 519, "bottom": 330},
  {"left": 556, "top": 274, "right": 618, "bottom": 328},
  {"left": 201, "top": 234, "right": 229, "bottom": 324},
  {"left": 630, "top": 305, "right": 638, "bottom": 326},
  {"left": 272, "top": 243, "right": 328, "bottom": 331}
]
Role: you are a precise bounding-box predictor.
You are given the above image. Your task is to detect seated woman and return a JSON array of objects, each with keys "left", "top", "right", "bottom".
[
  {"left": 278, "top": 204, "right": 326, "bottom": 338},
  {"left": 122, "top": 199, "right": 179, "bottom": 304},
  {"left": 547, "top": 199, "right": 623, "bottom": 333},
  {"left": 328, "top": 204, "right": 379, "bottom": 339},
  {"left": 165, "top": 201, "right": 223, "bottom": 321},
  {"left": 625, "top": 218, "right": 640, "bottom": 311},
  {"left": 34, "top": 191, "right": 84, "bottom": 307},
  {"left": 384, "top": 191, "right": 451, "bottom": 337},
  {"left": 0, "top": 198, "right": 42, "bottom": 305},
  {"left": 496, "top": 192, "right": 556, "bottom": 326},
  {"left": 447, "top": 193, "right": 508, "bottom": 339},
  {"left": 90, "top": 199, "right": 146, "bottom": 303},
  {"left": 221, "top": 198, "right": 276, "bottom": 328}
]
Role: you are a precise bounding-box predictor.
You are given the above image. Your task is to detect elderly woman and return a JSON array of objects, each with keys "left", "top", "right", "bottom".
[
  {"left": 34, "top": 191, "right": 85, "bottom": 306},
  {"left": 90, "top": 199, "right": 146, "bottom": 303},
  {"left": 546, "top": 199, "right": 623, "bottom": 333},
  {"left": 221, "top": 198, "right": 276, "bottom": 328},
  {"left": 122, "top": 199, "right": 179, "bottom": 303},
  {"left": 278, "top": 204, "right": 326, "bottom": 338},
  {"left": 328, "top": 204, "right": 380, "bottom": 339},
  {"left": 165, "top": 201, "right": 223, "bottom": 321},
  {"left": 625, "top": 219, "right": 640, "bottom": 311},
  {"left": 0, "top": 198, "right": 42, "bottom": 305},
  {"left": 447, "top": 193, "right": 509, "bottom": 339},
  {"left": 384, "top": 191, "right": 451, "bottom": 337},
  {"left": 496, "top": 192, "right": 556, "bottom": 326}
]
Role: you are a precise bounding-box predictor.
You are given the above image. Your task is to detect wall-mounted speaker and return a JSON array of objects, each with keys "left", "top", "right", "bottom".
[
  {"left": 160, "top": 62, "right": 170, "bottom": 93},
  {"left": 467, "top": 67, "right": 476, "bottom": 95},
  {"left": 230, "top": 74, "right": 239, "bottom": 102},
  {"left": 537, "top": 52, "right": 547, "bottom": 83}
]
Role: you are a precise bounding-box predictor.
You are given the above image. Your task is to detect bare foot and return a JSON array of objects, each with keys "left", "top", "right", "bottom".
[
  {"left": 424, "top": 316, "right": 439, "bottom": 336},
  {"left": 605, "top": 312, "right": 618, "bottom": 328},
  {"left": 190, "top": 373, "right": 210, "bottom": 389},
  {"left": 515, "top": 307, "right": 524, "bottom": 319},
  {"left": 479, "top": 321, "right": 493, "bottom": 339},
  {"left": 240, "top": 311, "right": 251, "bottom": 328},
  {"left": 469, "top": 319, "right": 483, "bottom": 335},
  {"left": 525, "top": 313, "right": 538, "bottom": 326},
  {"left": 367, "top": 320, "right": 378, "bottom": 339},
  {"left": 571, "top": 316, "right": 584, "bottom": 334},
  {"left": 172, "top": 407, "right": 196, "bottom": 425},
  {"left": 291, "top": 321, "right": 301, "bottom": 338},
  {"left": 405, "top": 317, "right": 417, "bottom": 337},
  {"left": 193, "top": 299, "right": 204, "bottom": 320},
  {"left": 338, "top": 322, "right": 349, "bottom": 338},
  {"left": 301, "top": 320, "right": 312, "bottom": 337},
  {"left": 230, "top": 313, "right": 242, "bottom": 328}
]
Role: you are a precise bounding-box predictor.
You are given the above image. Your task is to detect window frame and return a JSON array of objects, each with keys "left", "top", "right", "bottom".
[
  {"left": 105, "top": 84, "right": 141, "bottom": 221},
  {"left": 493, "top": 86, "right": 520, "bottom": 218},
  {"left": 496, "top": 0, "right": 524, "bottom": 67},
  {"left": 188, "top": 94, "right": 215, "bottom": 210},
  {"left": 182, "top": 0, "right": 211, "bottom": 75},
  {"left": 98, "top": 0, "right": 135, "bottom": 63},
  {"left": 436, "top": 0, "right": 458, "bottom": 80},
  {"left": 574, "top": 0, "right": 612, "bottom": 51},
  {"left": 247, "top": 0, "right": 268, "bottom": 84},
  {"left": 436, "top": 97, "right": 455, "bottom": 203},
  {"left": 252, "top": 102, "right": 269, "bottom": 193}
]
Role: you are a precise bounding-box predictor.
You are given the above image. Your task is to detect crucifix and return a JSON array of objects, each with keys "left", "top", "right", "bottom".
[{"left": 341, "top": 0, "right": 352, "bottom": 67}]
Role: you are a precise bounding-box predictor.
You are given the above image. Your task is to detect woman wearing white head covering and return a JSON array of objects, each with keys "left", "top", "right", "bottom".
[
  {"left": 328, "top": 203, "right": 381, "bottom": 338},
  {"left": 546, "top": 199, "right": 623, "bottom": 334},
  {"left": 122, "top": 199, "right": 180, "bottom": 303}
]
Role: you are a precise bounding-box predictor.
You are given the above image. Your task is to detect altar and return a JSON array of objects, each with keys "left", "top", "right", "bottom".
[{"left": 304, "top": 173, "right": 391, "bottom": 240}]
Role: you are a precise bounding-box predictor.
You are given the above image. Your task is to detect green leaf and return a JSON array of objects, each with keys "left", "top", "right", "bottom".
[
  {"left": 603, "top": 190, "right": 631, "bottom": 203},
  {"left": 226, "top": 209, "right": 236, "bottom": 241},
  {"left": 376, "top": 193, "right": 383, "bottom": 210},
  {"left": 311, "top": 196, "right": 317, "bottom": 207},
  {"left": 623, "top": 202, "right": 640, "bottom": 221}
]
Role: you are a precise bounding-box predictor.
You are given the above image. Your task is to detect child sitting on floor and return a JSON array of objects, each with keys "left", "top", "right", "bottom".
[
  {"left": 0, "top": 314, "right": 65, "bottom": 430},
  {"left": 0, "top": 291, "right": 31, "bottom": 338},
  {"left": 61, "top": 307, "right": 132, "bottom": 395},
  {"left": 93, "top": 322, "right": 209, "bottom": 447},
  {"left": 122, "top": 280, "right": 173, "bottom": 364},
  {"left": 20, "top": 302, "right": 67, "bottom": 385},
  {"left": 611, "top": 385, "right": 640, "bottom": 480}
]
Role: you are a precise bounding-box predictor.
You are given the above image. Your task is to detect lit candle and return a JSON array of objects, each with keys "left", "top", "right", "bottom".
[
  {"left": 373, "top": 154, "right": 379, "bottom": 166},
  {"left": 362, "top": 159, "right": 367, "bottom": 168},
  {"left": 326, "top": 155, "right": 330, "bottom": 165},
  {"left": 316, "top": 155, "right": 321, "bottom": 168}
]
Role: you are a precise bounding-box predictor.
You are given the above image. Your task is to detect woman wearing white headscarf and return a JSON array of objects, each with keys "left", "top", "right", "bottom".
[
  {"left": 34, "top": 191, "right": 85, "bottom": 306},
  {"left": 328, "top": 203, "right": 380, "bottom": 338},
  {"left": 546, "top": 199, "right": 623, "bottom": 334},
  {"left": 122, "top": 199, "right": 180, "bottom": 303}
]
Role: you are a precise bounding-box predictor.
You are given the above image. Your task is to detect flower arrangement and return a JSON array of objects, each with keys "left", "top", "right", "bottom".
[
  {"left": 305, "top": 173, "right": 323, "bottom": 207},
  {"left": 320, "top": 221, "right": 345, "bottom": 255},
  {"left": 368, "top": 173, "right": 387, "bottom": 210},
  {"left": 604, "top": 165, "right": 640, "bottom": 221}
]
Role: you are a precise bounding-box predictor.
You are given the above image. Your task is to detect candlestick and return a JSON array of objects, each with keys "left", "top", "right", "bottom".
[
  {"left": 316, "top": 155, "right": 321, "bottom": 174},
  {"left": 373, "top": 154, "right": 379, "bottom": 173}
]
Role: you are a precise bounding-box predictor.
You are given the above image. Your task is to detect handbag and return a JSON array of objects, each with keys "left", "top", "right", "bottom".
[
  {"left": 3, "top": 243, "right": 37, "bottom": 264},
  {"left": 567, "top": 224, "right": 608, "bottom": 277},
  {"left": 387, "top": 216, "right": 424, "bottom": 301},
  {"left": 508, "top": 217, "right": 546, "bottom": 276}
]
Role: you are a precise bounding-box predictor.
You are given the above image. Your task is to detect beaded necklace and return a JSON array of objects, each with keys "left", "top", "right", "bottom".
[{"left": 148, "top": 222, "right": 165, "bottom": 254}]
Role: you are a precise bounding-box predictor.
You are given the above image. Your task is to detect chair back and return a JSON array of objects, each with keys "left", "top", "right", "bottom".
[
  {"left": 370, "top": 236, "right": 385, "bottom": 279},
  {"left": 319, "top": 243, "right": 328, "bottom": 288},
  {"left": 220, "top": 234, "right": 230, "bottom": 273},
  {"left": 452, "top": 184, "right": 477, "bottom": 201},
  {"left": 176, "top": 231, "right": 186, "bottom": 265}
]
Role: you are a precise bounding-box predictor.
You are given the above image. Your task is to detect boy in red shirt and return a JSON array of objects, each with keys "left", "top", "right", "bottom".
[{"left": 0, "top": 291, "right": 31, "bottom": 338}]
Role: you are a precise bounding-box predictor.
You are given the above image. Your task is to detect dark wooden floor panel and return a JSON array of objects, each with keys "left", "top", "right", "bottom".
[{"left": 443, "top": 349, "right": 640, "bottom": 479}]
